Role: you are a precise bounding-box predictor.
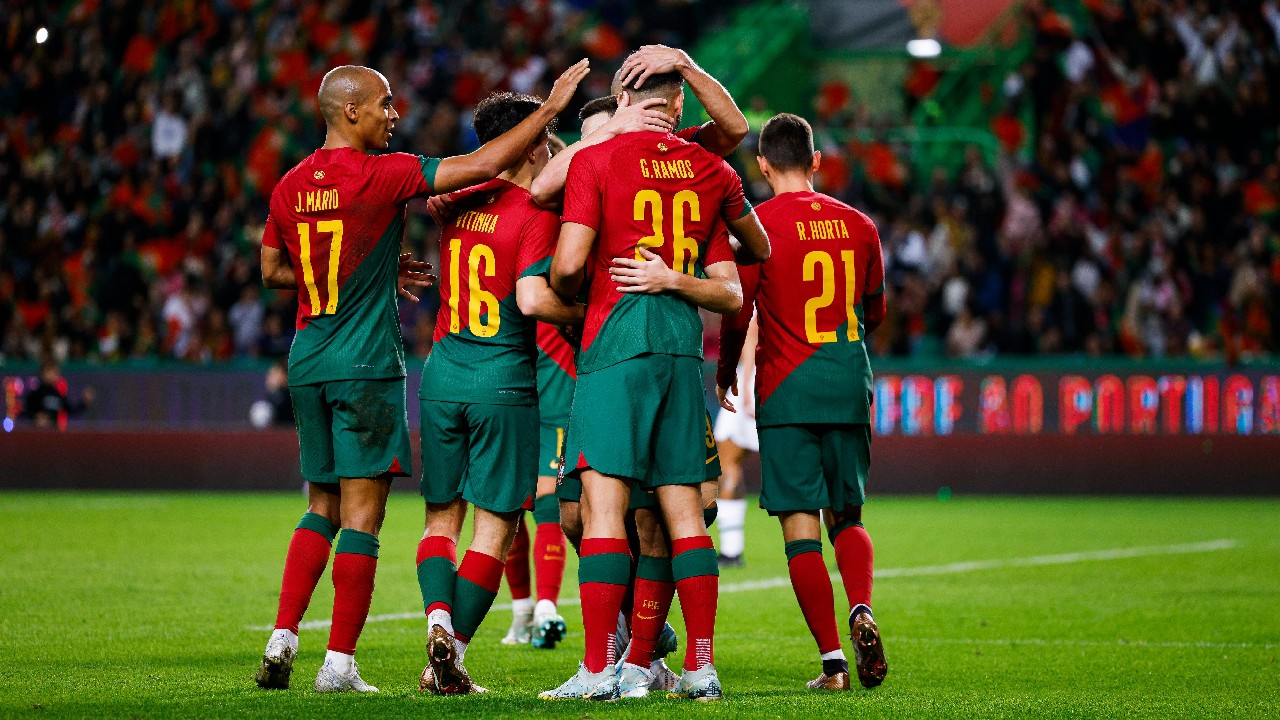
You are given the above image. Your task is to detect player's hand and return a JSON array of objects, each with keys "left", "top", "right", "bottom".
[
  {"left": 546, "top": 59, "right": 590, "bottom": 114},
  {"left": 610, "top": 247, "right": 677, "bottom": 294},
  {"left": 602, "top": 94, "right": 674, "bottom": 137},
  {"left": 717, "top": 381, "right": 738, "bottom": 413},
  {"left": 398, "top": 253, "right": 436, "bottom": 302},
  {"left": 618, "top": 45, "right": 692, "bottom": 90},
  {"left": 426, "top": 193, "right": 456, "bottom": 227}
]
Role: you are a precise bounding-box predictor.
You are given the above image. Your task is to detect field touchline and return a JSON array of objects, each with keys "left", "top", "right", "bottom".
[{"left": 250, "top": 538, "right": 1239, "bottom": 632}]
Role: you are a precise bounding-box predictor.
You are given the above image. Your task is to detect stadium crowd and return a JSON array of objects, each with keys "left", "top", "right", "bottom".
[
  {"left": 1, "top": 0, "right": 1277, "bottom": 366},
  {"left": 800, "top": 0, "right": 1280, "bottom": 361}
]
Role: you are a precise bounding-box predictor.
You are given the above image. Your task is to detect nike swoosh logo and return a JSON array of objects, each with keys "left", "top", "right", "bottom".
[
  {"left": 637, "top": 613, "right": 660, "bottom": 620},
  {"left": 705, "top": 453, "right": 719, "bottom": 465}
]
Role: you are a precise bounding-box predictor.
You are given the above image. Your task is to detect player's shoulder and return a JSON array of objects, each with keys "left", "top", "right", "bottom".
[{"left": 815, "top": 193, "right": 878, "bottom": 234}]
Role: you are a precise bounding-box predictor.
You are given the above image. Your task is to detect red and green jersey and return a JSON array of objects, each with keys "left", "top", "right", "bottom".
[
  {"left": 561, "top": 130, "right": 746, "bottom": 373},
  {"left": 718, "top": 191, "right": 885, "bottom": 426},
  {"left": 536, "top": 323, "right": 577, "bottom": 427},
  {"left": 420, "top": 179, "right": 559, "bottom": 406},
  {"left": 263, "top": 147, "right": 440, "bottom": 385}
]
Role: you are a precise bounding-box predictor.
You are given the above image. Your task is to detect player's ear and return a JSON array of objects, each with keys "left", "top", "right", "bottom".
[
  {"left": 810, "top": 151, "right": 821, "bottom": 174},
  {"left": 344, "top": 101, "right": 360, "bottom": 125},
  {"left": 756, "top": 155, "right": 771, "bottom": 179}
]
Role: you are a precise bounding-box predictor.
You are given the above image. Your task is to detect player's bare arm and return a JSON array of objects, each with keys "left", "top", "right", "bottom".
[
  {"left": 516, "top": 277, "right": 585, "bottom": 325},
  {"left": 530, "top": 95, "right": 674, "bottom": 210},
  {"left": 549, "top": 222, "right": 596, "bottom": 300},
  {"left": 433, "top": 59, "right": 590, "bottom": 194},
  {"left": 610, "top": 249, "right": 742, "bottom": 314},
  {"left": 260, "top": 244, "right": 296, "bottom": 289},
  {"left": 618, "top": 45, "right": 749, "bottom": 156},
  {"left": 726, "top": 210, "right": 771, "bottom": 264}
]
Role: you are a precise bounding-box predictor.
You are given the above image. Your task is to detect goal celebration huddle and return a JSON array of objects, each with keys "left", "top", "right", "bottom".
[{"left": 254, "top": 45, "right": 887, "bottom": 701}]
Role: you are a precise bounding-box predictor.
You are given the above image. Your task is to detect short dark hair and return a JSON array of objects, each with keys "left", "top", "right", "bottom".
[
  {"left": 473, "top": 92, "right": 554, "bottom": 144},
  {"left": 578, "top": 95, "right": 618, "bottom": 122},
  {"left": 612, "top": 57, "right": 685, "bottom": 102},
  {"left": 758, "top": 113, "right": 814, "bottom": 170}
]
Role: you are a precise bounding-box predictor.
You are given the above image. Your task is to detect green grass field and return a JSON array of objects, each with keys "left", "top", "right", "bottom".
[{"left": 2, "top": 492, "right": 1278, "bottom": 719}]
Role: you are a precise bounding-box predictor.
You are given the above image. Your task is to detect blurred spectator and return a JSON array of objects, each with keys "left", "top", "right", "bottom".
[
  {"left": 21, "top": 360, "right": 94, "bottom": 429},
  {"left": 250, "top": 361, "right": 293, "bottom": 429}
]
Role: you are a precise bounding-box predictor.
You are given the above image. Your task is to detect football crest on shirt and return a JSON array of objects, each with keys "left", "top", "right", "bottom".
[
  {"left": 811, "top": 201, "right": 821, "bottom": 211},
  {"left": 657, "top": 142, "right": 668, "bottom": 152},
  {"left": 314, "top": 170, "right": 325, "bottom": 180}
]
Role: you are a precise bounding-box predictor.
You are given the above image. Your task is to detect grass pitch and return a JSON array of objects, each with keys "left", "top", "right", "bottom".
[{"left": 1, "top": 492, "right": 1277, "bottom": 719}]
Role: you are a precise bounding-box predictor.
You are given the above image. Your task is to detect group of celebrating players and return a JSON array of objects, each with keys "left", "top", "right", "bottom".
[{"left": 252, "top": 45, "right": 887, "bottom": 702}]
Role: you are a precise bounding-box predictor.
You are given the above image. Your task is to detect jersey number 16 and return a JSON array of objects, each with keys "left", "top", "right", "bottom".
[{"left": 447, "top": 239, "right": 500, "bottom": 337}]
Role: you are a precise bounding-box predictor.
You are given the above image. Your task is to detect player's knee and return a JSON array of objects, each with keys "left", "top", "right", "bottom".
[{"left": 559, "top": 501, "right": 583, "bottom": 548}]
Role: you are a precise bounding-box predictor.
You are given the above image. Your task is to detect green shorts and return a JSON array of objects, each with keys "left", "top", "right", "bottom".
[
  {"left": 420, "top": 399, "right": 537, "bottom": 514},
  {"left": 564, "top": 354, "right": 706, "bottom": 489},
  {"left": 290, "top": 378, "right": 413, "bottom": 487},
  {"left": 539, "top": 423, "right": 567, "bottom": 478},
  {"left": 759, "top": 423, "right": 870, "bottom": 514},
  {"left": 703, "top": 410, "right": 722, "bottom": 479}
]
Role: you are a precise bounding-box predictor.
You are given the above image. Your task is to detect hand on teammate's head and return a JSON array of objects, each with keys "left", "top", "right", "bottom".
[
  {"left": 607, "top": 96, "right": 674, "bottom": 136},
  {"left": 618, "top": 45, "right": 691, "bottom": 91}
]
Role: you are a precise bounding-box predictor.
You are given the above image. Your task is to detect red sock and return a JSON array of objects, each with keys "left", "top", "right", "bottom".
[
  {"left": 579, "top": 537, "right": 631, "bottom": 673},
  {"left": 274, "top": 527, "right": 333, "bottom": 634},
  {"left": 788, "top": 550, "right": 842, "bottom": 654},
  {"left": 672, "top": 535, "right": 718, "bottom": 671},
  {"left": 534, "top": 522, "right": 566, "bottom": 604},
  {"left": 328, "top": 550, "right": 378, "bottom": 655},
  {"left": 417, "top": 536, "right": 457, "bottom": 616},
  {"left": 832, "top": 525, "right": 874, "bottom": 608},
  {"left": 625, "top": 574, "right": 675, "bottom": 667},
  {"left": 504, "top": 518, "right": 531, "bottom": 602}
]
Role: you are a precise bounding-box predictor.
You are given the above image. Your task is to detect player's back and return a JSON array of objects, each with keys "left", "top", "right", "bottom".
[
  {"left": 422, "top": 179, "right": 559, "bottom": 406},
  {"left": 266, "top": 147, "right": 439, "bottom": 384},
  {"left": 750, "top": 190, "right": 884, "bottom": 426},
  {"left": 562, "top": 131, "right": 743, "bottom": 373}
]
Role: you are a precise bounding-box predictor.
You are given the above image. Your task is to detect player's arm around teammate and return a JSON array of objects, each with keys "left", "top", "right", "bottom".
[{"left": 615, "top": 44, "right": 749, "bottom": 156}]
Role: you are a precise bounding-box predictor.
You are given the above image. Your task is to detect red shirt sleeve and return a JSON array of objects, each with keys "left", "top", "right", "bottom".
[
  {"left": 864, "top": 220, "right": 885, "bottom": 296},
  {"left": 375, "top": 152, "right": 442, "bottom": 203},
  {"left": 675, "top": 124, "right": 705, "bottom": 143},
  {"left": 703, "top": 222, "right": 733, "bottom": 267},
  {"left": 261, "top": 212, "right": 282, "bottom": 250},
  {"left": 561, "top": 151, "right": 602, "bottom": 230},
  {"left": 717, "top": 263, "right": 759, "bottom": 388},
  {"left": 517, "top": 208, "right": 561, "bottom": 278},
  {"left": 716, "top": 159, "right": 748, "bottom": 222}
]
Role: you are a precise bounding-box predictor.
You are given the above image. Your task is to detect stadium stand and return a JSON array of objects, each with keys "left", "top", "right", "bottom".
[{"left": 0, "top": 0, "right": 1276, "bottom": 368}]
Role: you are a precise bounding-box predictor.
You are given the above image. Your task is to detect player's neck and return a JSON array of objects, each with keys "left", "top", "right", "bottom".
[
  {"left": 767, "top": 173, "right": 814, "bottom": 196},
  {"left": 321, "top": 128, "right": 369, "bottom": 154},
  {"left": 499, "top": 162, "right": 535, "bottom": 191}
]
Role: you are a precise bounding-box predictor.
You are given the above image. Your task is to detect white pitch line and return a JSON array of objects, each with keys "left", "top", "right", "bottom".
[
  {"left": 892, "top": 637, "right": 1277, "bottom": 650},
  {"left": 250, "top": 538, "right": 1239, "bottom": 632}
]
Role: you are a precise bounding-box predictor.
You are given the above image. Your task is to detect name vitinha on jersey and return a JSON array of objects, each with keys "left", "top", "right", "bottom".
[
  {"left": 293, "top": 189, "right": 340, "bottom": 212},
  {"left": 640, "top": 158, "right": 696, "bottom": 179},
  {"left": 455, "top": 210, "right": 499, "bottom": 234},
  {"left": 796, "top": 219, "right": 852, "bottom": 241}
]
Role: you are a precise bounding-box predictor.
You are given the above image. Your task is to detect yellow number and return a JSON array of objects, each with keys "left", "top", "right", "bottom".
[
  {"left": 551, "top": 427, "right": 565, "bottom": 471},
  {"left": 842, "top": 249, "right": 859, "bottom": 341},
  {"left": 296, "top": 220, "right": 344, "bottom": 315},
  {"left": 468, "top": 244, "right": 500, "bottom": 337},
  {"left": 447, "top": 240, "right": 501, "bottom": 337},
  {"left": 672, "top": 190, "right": 700, "bottom": 275},
  {"left": 632, "top": 189, "right": 702, "bottom": 275},
  {"left": 634, "top": 189, "right": 663, "bottom": 259},
  {"left": 802, "top": 251, "right": 837, "bottom": 344},
  {"left": 317, "top": 220, "right": 343, "bottom": 314},
  {"left": 802, "top": 250, "right": 860, "bottom": 344},
  {"left": 447, "top": 238, "right": 462, "bottom": 333}
]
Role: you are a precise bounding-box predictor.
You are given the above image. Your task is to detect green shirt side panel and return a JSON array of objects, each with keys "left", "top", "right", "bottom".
[
  {"left": 419, "top": 291, "right": 538, "bottom": 406},
  {"left": 577, "top": 292, "right": 703, "bottom": 374},
  {"left": 757, "top": 317, "right": 874, "bottom": 427}
]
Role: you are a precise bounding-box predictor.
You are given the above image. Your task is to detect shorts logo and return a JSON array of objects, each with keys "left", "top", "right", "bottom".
[{"left": 314, "top": 170, "right": 325, "bottom": 180}]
